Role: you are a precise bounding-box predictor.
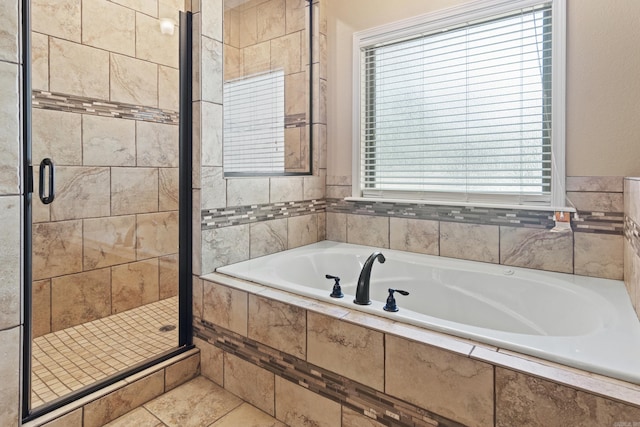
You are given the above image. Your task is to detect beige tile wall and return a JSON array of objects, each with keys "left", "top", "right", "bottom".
[
  {"left": 193, "top": 0, "right": 327, "bottom": 278},
  {"left": 0, "top": 0, "right": 22, "bottom": 424},
  {"left": 326, "top": 176, "right": 625, "bottom": 279},
  {"left": 625, "top": 177, "right": 640, "bottom": 318},
  {"left": 196, "top": 277, "right": 640, "bottom": 427},
  {"left": 31, "top": 0, "right": 185, "bottom": 336}
]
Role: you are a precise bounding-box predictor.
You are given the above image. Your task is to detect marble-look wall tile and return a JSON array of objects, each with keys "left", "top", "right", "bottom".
[
  {"left": 192, "top": 101, "right": 202, "bottom": 187},
  {"left": 137, "top": 121, "right": 179, "bottom": 167},
  {"left": 50, "top": 37, "right": 109, "bottom": 99},
  {"left": 111, "top": 167, "right": 159, "bottom": 215},
  {"left": 83, "top": 215, "right": 137, "bottom": 270},
  {"left": 136, "top": 211, "right": 179, "bottom": 259},
  {"left": 346, "top": 214, "right": 389, "bottom": 248},
  {"left": 110, "top": 53, "right": 158, "bottom": 106},
  {"left": 500, "top": 226, "right": 574, "bottom": 273},
  {"left": 33, "top": 279, "right": 51, "bottom": 337},
  {"left": 250, "top": 218, "right": 287, "bottom": 258},
  {"left": 567, "top": 191, "right": 624, "bottom": 213},
  {"left": 82, "top": 0, "right": 135, "bottom": 56},
  {"left": 0, "top": 0, "right": 18, "bottom": 63},
  {"left": 440, "top": 222, "right": 499, "bottom": 263},
  {"left": 50, "top": 166, "right": 110, "bottom": 220},
  {"left": 202, "top": 281, "right": 248, "bottom": 336},
  {"left": 51, "top": 268, "right": 111, "bottom": 330},
  {"left": 201, "top": 223, "right": 249, "bottom": 273},
  {"left": 112, "top": 258, "right": 159, "bottom": 313},
  {"left": 574, "top": 233, "right": 623, "bottom": 279},
  {"left": 201, "top": 166, "right": 226, "bottom": 210},
  {"left": 33, "top": 220, "right": 83, "bottom": 280},
  {"left": 285, "top": 72, "right": 306, "bottom": 116},
  {"left": 159, "top": 253, "right": 179, "bottom": 299},
  {"left": 326, "top": 184, "right": 351, "bottom": 199},
  {"left": 285, "top": 0, "right": 306, "bottom": 34},
  {"left": 566, "top": 176, "right": 623, "bottom": 192},
  {"left": 307, "top": 312, "right": 384, "bottom": 391},
  {"left": 136, "top": 12, "right": 179, "bottom": 68},
  {"left": 192, "top": 15, "right": 202, "bottom": 102},
  {"left": 270, "top": 177, "right": 303, "bottom": 203},
  {"left": 0, "top": 62, "right": 19, "bottom": 194},
  {"left": 0, "top": 327, "right": 20, "bottom": 426},
  {"left": 626, "top": 178, "right": 640, "bottom": 224},
  {"left": 248, "top": 295, "right": 306, "bottom": 358},
  {"left": 32, "top": 0, "right": 81, "bottom": 42},
  {"left": 201, "top": 0, "right": 223, "bottom": 41},
  {"left": 390, "top": 218, "right": 439, "bottom": 255},
  {"left": 242, "top": 40, "right": 270, "bottom": 76},
  {"left": 317, "top": 211, "right": 326, "bottom": 240},
  {"left": 192, "top": 189, "right": 202, "bottom": 275},
  {"left": 386, "top": 335, "right": 494, "bottom": 427},
  {"left": 314, "top": 124, "right": 327, "bottom": 170},
  {"left": 227, "top": 178, "right": 269, "bottom": 206},
  {"left": 624, "top": 240, "right": 639, "bottom": 313},
  {"left": 270, "top": 32, "right": 301, "bottom": 74},
  {"left": 342, "top": 407, "right": 386, "bottom": 427},
  {"left": 223, "top": 43, "right": 241, "bottom": 81},
  {"left": 31, "top": 32, "right": 49, "bottom": 91},
  {"left": 495, "top": 368, "right": 640, "bottom": 427},
  {"left": 202, "top": 36, "right": 223, "bottom": 104},
  {"left": 326, "top": 212, "right": 346, "bottom": 242},
  {"left": 83, "top": 115, "right": 136, "bottom": 166},
  {"left": 201, "top": 101, "right": 223, "bottom": 167},
  {"left": 158, "top": 65, "right": 179, "bottom": 111},
  {"left": 257, "top": 0, "right": 285, "bottom": 42},
  {"left": 0, "top": 196, "right": 20, "bottom": 329},
  {"left": 288, "top": 213, "right": 318, "bottom": 248},
  {"left": 42, "top": 408, "right": 83, "bottom": 427},
  {"left": 165, "top": 353, "right": 200, "bottom": 391},
  {"left": 303, "top": 169, "right": 325, "bottom": 200},
  {"left": 193, "top": 276, "right": 203, "bottom": 320},
  {"left": 83, "top": 371, "right": 164, "bottom": 427},
  {"left": 193, "top": 337, "right": 224, "bottom": 385},
  {"left": 239, "top": 5, "right": 258, "bottom": 49},
  {"left": 110, "top": 0, "right": 157, "bottom": 16},
  {"left": 32, "top": 108, "right": 82, "bottom": 165},
  {"left": 159, "top": 168, "right": 179, "bottom": 211},
  {"left": 275, "top": 376, "right": 341, "bottom": 427},
  {"left": 224, "top": 352, "right": 275, "bottom": 415}
]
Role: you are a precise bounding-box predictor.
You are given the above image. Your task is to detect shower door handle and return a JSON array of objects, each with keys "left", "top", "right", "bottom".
[{"left": 38, "top": 158, "right": 55, "bottom": 204}]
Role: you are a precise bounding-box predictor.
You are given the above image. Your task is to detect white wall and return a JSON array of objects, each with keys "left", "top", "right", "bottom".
[{"left": 326, "top": 0, "right": 640, "bottom": 182}]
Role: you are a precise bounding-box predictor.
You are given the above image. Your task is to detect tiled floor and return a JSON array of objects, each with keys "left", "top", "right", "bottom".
[
  {"left": 104, "top": 376, "right": 286, "bottom": 427},
  {"left": 32, "top": 297, "right": 178, "bottom": 408}
]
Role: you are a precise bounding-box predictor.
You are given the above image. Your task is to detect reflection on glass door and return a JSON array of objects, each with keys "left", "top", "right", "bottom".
[{"left": 29, "top": 0, "right": 184, "bottom": 409}]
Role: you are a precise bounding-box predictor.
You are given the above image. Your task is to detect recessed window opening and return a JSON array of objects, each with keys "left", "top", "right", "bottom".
[{"left": 355, "top": 0, "right": 565, "bottom": 206}]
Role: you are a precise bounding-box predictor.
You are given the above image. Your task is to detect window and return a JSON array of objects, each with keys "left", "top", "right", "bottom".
[
  {"left": 223, "top": 70, "right": 285, "bottom": 174},
  {"left": 354, "top": 0, "right": 566, "bottom": 206}
]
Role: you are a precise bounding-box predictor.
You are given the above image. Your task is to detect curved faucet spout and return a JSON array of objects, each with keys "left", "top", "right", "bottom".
[{"left": 354, "top": 252, "right": 386, "bottom": 305}]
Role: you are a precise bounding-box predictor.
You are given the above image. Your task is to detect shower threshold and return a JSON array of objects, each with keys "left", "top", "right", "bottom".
[{"left": 31, "top": 296, "right": 178, "bottom": 408}]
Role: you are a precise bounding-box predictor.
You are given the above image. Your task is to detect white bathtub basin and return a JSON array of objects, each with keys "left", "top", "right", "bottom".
[{"left": 216, "top": 241, "right": 640, "bottom": 384}]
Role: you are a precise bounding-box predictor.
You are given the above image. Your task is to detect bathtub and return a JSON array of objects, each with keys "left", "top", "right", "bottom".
[{"left": 216, "top": 240, "right": 640, "bottom": 385}]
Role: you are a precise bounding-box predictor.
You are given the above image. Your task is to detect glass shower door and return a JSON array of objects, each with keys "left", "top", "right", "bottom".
[{"left": 28, "top": 0, "right": 185, "bottom": 410}]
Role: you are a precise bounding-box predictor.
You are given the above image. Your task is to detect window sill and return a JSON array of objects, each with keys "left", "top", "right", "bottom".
[{"left": 344, "top": 196, "right": 576, "bottom": 213}]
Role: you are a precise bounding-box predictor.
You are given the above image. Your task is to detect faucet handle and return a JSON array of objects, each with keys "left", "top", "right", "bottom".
[
  {"left": 326, "top": 274, "right": 344, "bottom": 298},
  {"left": 383, "top": 288, "right": 409, "bottom": 312}
]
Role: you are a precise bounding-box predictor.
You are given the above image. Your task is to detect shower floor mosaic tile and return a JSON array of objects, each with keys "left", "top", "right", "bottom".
[{"left": 31, "top": 297, "right": 178, "bottom": 408}]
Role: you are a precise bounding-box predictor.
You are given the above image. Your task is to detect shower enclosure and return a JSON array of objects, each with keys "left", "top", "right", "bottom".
[{"left": 23, "top": 0, "right": 192, "bottom": 418}]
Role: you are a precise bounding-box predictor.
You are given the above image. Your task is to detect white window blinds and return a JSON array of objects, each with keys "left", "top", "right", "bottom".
[
  {"left": 223, "top": 70, "right": 285, "bottom": 174},
  {"left": 360, "top": 3, "right": 554, "bottom": 203}
]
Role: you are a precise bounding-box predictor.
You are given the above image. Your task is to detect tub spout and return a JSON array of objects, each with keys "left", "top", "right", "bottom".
[{"left": 354, "top": 252, "right": 386, "bottom": 305}]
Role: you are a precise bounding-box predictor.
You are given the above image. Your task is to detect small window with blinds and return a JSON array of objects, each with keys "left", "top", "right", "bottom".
[
  {"left": 224, "top": 70, "right": 285, "bottom": 174},
  {"left": 356, "top": 0, "right": 565, "bottom": 205}
]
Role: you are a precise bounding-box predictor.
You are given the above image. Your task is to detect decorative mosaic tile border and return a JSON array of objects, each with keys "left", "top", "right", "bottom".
[
  {"left": 32, "top": 90, "right": 179, "bottom": 125},
  {"left": 327, "top": 198, "right": 624, "bottom": 235},
  {"left": 201, "top": 199, "right": 326, "bottom": 230},
  {"left": 625, "top": 216, "right": 640, "bottom": 258},
  {"left": 194, "top": 320, "right": 466, "bottom": 427}
]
